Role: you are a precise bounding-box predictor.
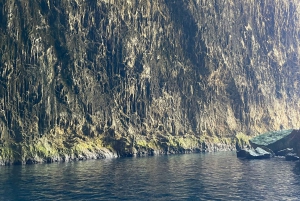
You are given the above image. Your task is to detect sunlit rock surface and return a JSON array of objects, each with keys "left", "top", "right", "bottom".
[
  {"left": 237, "top": 147, "right": 271, "bottom": 159},
  {"left": 250, "top": 129, "right": 300, "bottom": 156},
  {"left": 0, "top": 0, "right": 300, "bottom": 164}
]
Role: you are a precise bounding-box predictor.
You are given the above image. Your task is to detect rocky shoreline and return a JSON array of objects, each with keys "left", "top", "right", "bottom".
[
  {"left": 237, "top": 129, "right": 300, "bottom": 161},
  {"left": 1, "top": 1, "right": 300, "bottom": 168},
  {"left": 0, "top": 139, "right": 236, "bottom": 166}
]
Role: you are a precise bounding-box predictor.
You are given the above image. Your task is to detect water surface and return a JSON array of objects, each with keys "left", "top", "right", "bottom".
[{"left": 1, "top": 152, "right": 300, "bottom": 200}]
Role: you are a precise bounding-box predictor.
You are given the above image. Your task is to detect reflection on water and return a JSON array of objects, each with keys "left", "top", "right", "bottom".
[
  {"left": 0, "top": 152, "right": 300, "bottom": 200},
  {"left": 293, "top": 162, "right": 300, "bottom": 175}
]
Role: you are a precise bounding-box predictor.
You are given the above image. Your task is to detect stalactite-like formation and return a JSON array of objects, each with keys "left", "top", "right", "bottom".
[{"left": 0, "top": 0, "right": 299, "bottom": 163}]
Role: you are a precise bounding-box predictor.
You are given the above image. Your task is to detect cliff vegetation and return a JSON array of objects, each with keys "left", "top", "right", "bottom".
[{"left": 0, "top": 0, "right": 300, "bottom": 164}]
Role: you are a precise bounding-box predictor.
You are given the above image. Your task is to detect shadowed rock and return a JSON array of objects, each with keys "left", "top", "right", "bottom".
[
  {"left": 285, "top": 153, "right": 300, "bottom": 161},
  {"left": 237, "top": 147, "right": 271, "bottom": 159},
  {"left": 236, "top": 149, "right": 250, "bottom": 158},
  {"left": 1, "top": 1, "right": 300, "bottom": 164},
  {"left": 250, "top": 129, "right": 300, "bottom": 156},
  {"left": 276, "top": 148, "right": 294, "bottom": 156}
]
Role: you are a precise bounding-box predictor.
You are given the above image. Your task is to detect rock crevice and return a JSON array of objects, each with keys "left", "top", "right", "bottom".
[{"left": 0, "top": 0, "right": 300, "bottom": 164}]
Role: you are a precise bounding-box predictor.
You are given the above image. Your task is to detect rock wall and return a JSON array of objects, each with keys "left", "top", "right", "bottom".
[{"left": 0, "top": 0, "right": 300, "bottom": 163}]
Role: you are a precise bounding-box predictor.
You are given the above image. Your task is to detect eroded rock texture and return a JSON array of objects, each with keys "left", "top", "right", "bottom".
[{"left": 0, "top": 0, "right": 300, "bottom": 163}]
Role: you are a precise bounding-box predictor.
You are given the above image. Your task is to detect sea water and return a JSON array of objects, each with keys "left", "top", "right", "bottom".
[{"left": 0, "top": 152, "right": 300, "bottom": 200}]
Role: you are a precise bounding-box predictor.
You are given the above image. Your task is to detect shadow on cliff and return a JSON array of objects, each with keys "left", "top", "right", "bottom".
[
  {"left": 164, "top": 0, "right": 207, "bottom": 74},
  {"left": 164, "top": 0, "right": 209, "bottom": 134}
]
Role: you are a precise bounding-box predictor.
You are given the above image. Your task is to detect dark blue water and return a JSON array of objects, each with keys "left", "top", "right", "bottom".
[{"left": 1, "top": 152, "right": 300, "bottom": 200}]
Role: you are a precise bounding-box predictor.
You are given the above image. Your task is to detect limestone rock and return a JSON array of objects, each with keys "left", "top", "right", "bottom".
[
  {"left": 250, "top": 129, "right": 300, "bottom": 156},
  {"left": 0, "top": 0, "right": 300, "bottom": 163},
  {"left": 237, "top": 147, "right": 271, "bottom": 159}
]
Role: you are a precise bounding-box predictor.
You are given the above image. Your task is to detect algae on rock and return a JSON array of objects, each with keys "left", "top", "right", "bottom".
[{"left": 0, "top": 0, "right": 300, "bottom": 163}]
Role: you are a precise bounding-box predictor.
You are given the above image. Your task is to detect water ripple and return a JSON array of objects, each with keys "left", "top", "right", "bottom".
[{"left": 0, "top": 152, "right": 300, "bottom": 200}]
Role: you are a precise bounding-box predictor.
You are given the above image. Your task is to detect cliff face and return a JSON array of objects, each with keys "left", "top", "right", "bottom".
[{"left": 0, "top": 0, "right": 300, "bottom": 164}]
